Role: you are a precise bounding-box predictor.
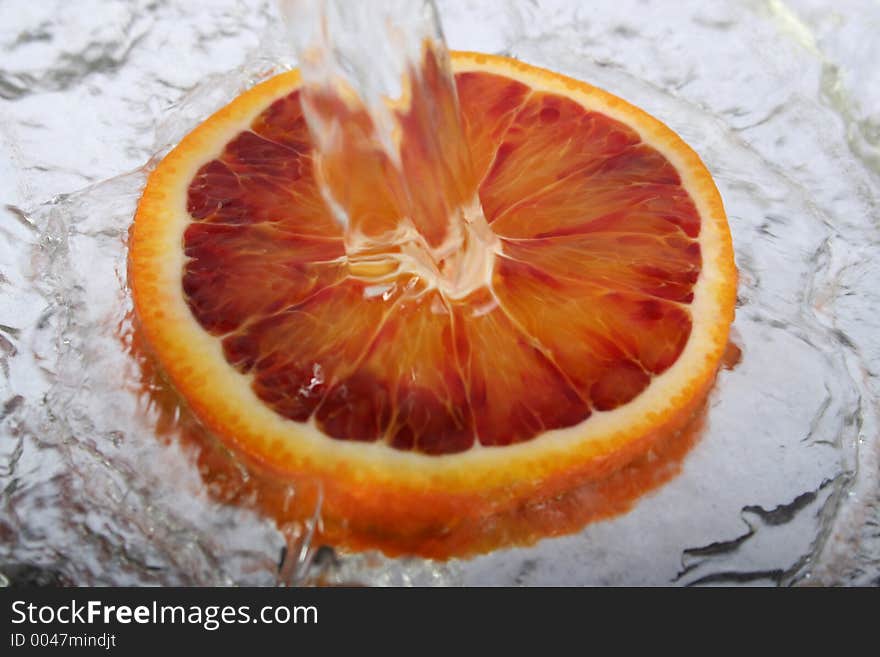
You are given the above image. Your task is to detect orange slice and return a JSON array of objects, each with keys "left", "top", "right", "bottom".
[{"left": 129, "top": 52, "right": 736, "bottom": 557}]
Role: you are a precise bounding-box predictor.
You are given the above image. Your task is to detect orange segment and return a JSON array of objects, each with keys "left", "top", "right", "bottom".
[
  {"left": 183, "top": 223, "right": 345, "bottom": 334},
  {"left": 500, "top": 231, "right": 700, "bottom": 303},
  {"left": 349, "top": 288, "right": 473, "bottom": 454},
  {"left": 489, "top": 145, "right": 698, "bottom": 240},
  {"left": 249, "top": 90, "right": 311, "bottom": 151},
  {"left": 300, "top": 90, "right": 406, "bottom": 242},
  {"left": 189, "top": 106, "right": 340, "bottom": 238},
  {"left": 129, "top": 53, "right": 737, "bottom": 558},
  {"left": 452, "top": 287, "right": 590, "bottom": 446},
  {"left": 220, "top": 279, "right": 401, "bottom": 427},
  {"left": 455, "top": 71, "right": 531, "bottom": 182},
  {"left": 479, "top": 91, "right": 640, "bottom": 220},
  {"left": 493, "top": 258, "right": 691, "bottom": 411},
  {"left": 396, "top": 47, "right": 481, "bottom": 247}
]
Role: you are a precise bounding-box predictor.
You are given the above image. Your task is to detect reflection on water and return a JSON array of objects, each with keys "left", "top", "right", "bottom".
[
  {"left": 129, "top": 304, "right": 715, "bottom": 562},
  {"left": 0, "top": 0, "right": 877, "bottom": 586}
]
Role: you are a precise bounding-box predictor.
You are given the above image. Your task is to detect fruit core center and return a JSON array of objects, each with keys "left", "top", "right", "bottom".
[{"left": 345, "top": 195, "right": 499, "bottom": 299}]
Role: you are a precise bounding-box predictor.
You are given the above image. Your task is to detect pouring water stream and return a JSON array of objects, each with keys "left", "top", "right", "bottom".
[{"left": 280, "top": 0, "right": 498, "bottom": 299}]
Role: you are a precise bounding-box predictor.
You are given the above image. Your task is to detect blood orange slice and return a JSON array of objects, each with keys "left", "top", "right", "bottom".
[{"left": 130, "top": 52, "right": 736, "bottom": 557}]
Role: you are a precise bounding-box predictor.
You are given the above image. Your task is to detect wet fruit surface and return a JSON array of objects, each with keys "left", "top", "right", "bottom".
[{"left": 182, "top": 71, "right": 700, "bottom": 455}]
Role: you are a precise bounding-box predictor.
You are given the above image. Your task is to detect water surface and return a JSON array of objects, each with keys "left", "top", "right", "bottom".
[{"left": 1, "top": 0, "right": 877, "bottom": 585}]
